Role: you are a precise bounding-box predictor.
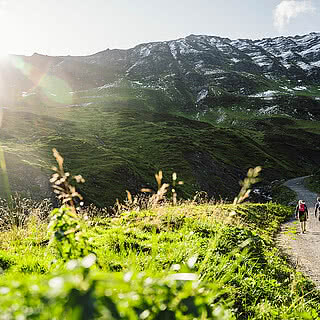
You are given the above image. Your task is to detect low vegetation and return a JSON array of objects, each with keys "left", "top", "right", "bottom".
[
  {"left": 0, "top": 154, "right": 319, "bottom": 319},
  {"left": 1, "top": 200, "right": 320, "bottom": 319},
  {"left": 304, "top": 173, "right": 320, "bottom": 195},
  {"left": 270, "top": 183, "right": 297, "bottom": 206}
]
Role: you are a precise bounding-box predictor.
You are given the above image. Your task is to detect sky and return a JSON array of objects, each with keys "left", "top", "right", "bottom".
[{"left": 0, "top": 0, "right": 319, "bottom": 56}]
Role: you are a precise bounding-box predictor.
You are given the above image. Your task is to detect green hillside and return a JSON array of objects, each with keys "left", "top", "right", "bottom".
[{"left": 3, "top": 98, "right": 320, "bottom": 207}]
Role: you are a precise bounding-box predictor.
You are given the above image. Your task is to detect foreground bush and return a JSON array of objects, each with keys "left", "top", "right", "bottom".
[{"left": 0, "top": 256, "right": 233, "bottom": 319}]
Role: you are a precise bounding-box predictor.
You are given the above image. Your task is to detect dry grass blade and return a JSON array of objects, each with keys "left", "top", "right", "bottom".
[
  {"left": 50, "top": 148, "right": 85, "bottom": 212},
  {"left": 155, "top": 170, "right": 163, "bottom": 190},
  {"left": 234, "top": 166, "right": 262, "bottom": 205},
  {"left": 0, "top": 195, "right": 52, "bottom": 231}
]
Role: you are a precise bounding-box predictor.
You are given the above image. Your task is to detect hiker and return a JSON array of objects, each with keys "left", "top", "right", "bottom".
[
  {"left": 295, "top": 200, "right": 308, "bottom": 234},
  {"left": 315, "top": 197, "right": 320, "bottom": 221}
]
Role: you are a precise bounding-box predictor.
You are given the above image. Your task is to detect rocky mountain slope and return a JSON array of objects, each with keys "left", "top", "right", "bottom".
[{"left": 2, "top": 32, "right": 320, "bottom": 120}]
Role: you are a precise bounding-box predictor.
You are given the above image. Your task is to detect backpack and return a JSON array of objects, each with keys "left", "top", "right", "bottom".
[{"left": 299, "top": 202, "right": 305, "bottom": 212}]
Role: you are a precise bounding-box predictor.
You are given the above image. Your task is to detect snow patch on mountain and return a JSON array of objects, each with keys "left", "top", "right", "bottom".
[
  {"left": 230, "top": 39, "right": 251, "bottom": 51},
  {"left": 66, "top": 102, "right": 93, "bottom": 108},
  {"left": 258, "top": 105, "right": 279, "bottom": 115},
  {"left": 168, "top": 42, "right": 178, "bottom": 59},
  {"left": 126, "top": 60, "right": 144, "bottom": 74},
  {"left": 249, "top": 90, "right": 279, "bottom": 98},
  {"left": 300, "top": 43, "right": 320, "bottom": 57},
  {"left": 311, "top": 61, "right": 320, "bottom": 67},
  {"left": 55, "top": 60, "right": 65, "bottom": 68},
  {"left": 197, "top": 89, "right": 208, "bottom": 102},
  {"left": 195, "top": 60, "right": 204, "bottom": 70},
  {"left": 98, "top": 79, "right": 123, "bottom": 90},
  {"left": 293, "top": 86, "right": 307, "bottom": 91},
  {"left": 215, "top": 42, "right": 233, "bottom": 54},
  {"left": 280, "top": 86, "right": 294, "bottom": 93},
  {"left": 251, "top": 55, "right": 272, "bottom": 67},
  {"left": 175, "top": 39, "right": 199, "bottom": 55},
  {"left": 139, "top": 45, "right": 152, "bottom": 58},
  {"left": 231, "top": 58, "right": 241, "bottom": 63},
  {"left": 81, "top": 95, "right": 103, "bottom": 99},
  {"left": 308, "top": 112, "right": 315, "bottom": 120},
  {"left": 280, "top": 50, "right": 295, "bottom": 59},
  {"left": 130, "top": 80, "right": 144, "bottom": 86},
  {"left": 127, "top": 79, "right": 167, "bottom": 91},
  {"left": 216, "top": 108, "right": 227, "bottom": 123},
  {"left": 296, "top": 61, "right": 312, "bottom": 71}
]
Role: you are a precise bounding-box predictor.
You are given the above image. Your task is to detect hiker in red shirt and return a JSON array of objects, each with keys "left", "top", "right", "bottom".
[
  {"left": 295, "top": 200, "right": 308, "bottom": 234},
  {"left": 314, "top": 197, "right": 320, "bottom": 221}
]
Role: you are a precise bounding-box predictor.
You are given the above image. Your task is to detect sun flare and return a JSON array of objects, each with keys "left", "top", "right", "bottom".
[{"left": 0, "top": 46, "right": 8, "bottom": 59}]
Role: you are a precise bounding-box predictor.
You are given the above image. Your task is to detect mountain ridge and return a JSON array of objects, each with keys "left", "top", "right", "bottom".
[
  {"left": 2, "top": 31, "right": 320, "bottom": 122},
  {"left": 24, "top": 31, "right": 320, "bottom": 58}
]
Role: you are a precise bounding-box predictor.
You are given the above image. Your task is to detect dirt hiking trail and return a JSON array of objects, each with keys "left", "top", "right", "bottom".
[{"left": 277, "top": 176, "right": 320, "bottom": 288}]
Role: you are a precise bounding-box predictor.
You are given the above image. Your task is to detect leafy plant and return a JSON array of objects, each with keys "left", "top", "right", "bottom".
[
  {"left": 0, "top": 255, "right": 234, "bottom": 319},
  {"left": 48, "top": 149, "right": 92, "bottom": 261},
  {"left": 48, "top": 206, "right": 93, "bottom": 261}
]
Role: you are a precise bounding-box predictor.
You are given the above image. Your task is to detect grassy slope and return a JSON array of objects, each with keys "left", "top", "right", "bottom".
[
  {"left": 304, "top": 174, "right": 320, "bottom": 194},
  {"left": 0, "top": 107, "right": 312, "bottom": 206},
  {"left": 2, "top": 82, "right": 320, "bottom": 207},
  {"left": 3, "top": 85, "right": 320, "bottom": 206},
  {"left": 0, "top": 202, "right": 319, "bottom": 319}
]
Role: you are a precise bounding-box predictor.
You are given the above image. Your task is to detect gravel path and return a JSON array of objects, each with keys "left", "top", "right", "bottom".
[{"left": 277, "top": 176, "right": 320, "bottom": 288}]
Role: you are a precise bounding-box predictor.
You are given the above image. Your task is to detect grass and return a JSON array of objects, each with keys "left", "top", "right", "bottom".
[
  {"left": 271, "top": 184, "right": 297, "bottom": 206},
  {"left": 2, "top": 102, "right": 320, "bottom": 207},
  {"left": 0, "top": 200, "right": 319, "bottom": 319},
  {"left": 2, "top": 78, "right": 320, "bottom": 208},
  {"left": 0, "top": 149, "right": 319, "bottom": 318},
  {"left": 304, "top": 174, "right": 320, "bottom": 194}
]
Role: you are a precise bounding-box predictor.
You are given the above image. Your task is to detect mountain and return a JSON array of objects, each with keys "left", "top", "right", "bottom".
[
  {"left": 2, "top": 33, "right": 320, "bottom": 118},
  {"left": 1, "top": 33, "right": 320, "bottom": 206}
]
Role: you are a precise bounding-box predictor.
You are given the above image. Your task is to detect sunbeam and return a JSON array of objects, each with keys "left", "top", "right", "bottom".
[{"left": 0, "top": 108, "right": 11, "bottom": 202}]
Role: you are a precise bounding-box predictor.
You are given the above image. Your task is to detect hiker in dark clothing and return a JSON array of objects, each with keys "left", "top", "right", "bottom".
[
  {"left": 295, "top": 200, "right": 308, "bottom": 233},
  {"left": 315, "top": 197, "right": 320, "bottom": 221}
]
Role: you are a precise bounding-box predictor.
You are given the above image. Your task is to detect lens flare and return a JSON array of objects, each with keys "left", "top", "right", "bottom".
[
  {"left": 0, "top": 109, "right": 11, "bottom": 201},
  {"left": 10, "top": 55, "right": 72, "bottom": 105},
  {"left": 0, "top": 147, "right": 11, "bottom": 201}
]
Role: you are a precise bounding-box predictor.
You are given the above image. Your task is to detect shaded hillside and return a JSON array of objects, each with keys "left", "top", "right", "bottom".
[{"left": 2, "top": 104, "right": 320, "bottom": 206}]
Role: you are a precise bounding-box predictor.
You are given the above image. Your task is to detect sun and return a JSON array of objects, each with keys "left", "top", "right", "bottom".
[{"left": 0, "top": 46, "right": 8, "bottom": 60}]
